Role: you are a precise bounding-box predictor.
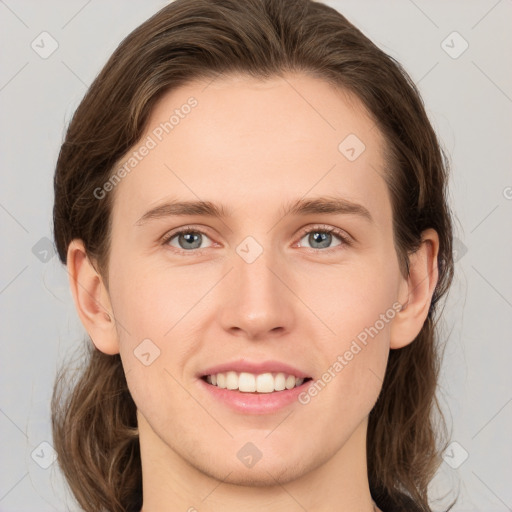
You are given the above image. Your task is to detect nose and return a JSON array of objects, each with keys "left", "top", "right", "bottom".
[{"left": 218, "top": 243, "right": 296, "bottom": 341}]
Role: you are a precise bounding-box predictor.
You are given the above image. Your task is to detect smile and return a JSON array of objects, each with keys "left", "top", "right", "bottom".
[{"left": 202, "top": 371, "right": 312, "bottom": 393}]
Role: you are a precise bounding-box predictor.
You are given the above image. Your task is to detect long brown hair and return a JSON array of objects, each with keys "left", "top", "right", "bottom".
[{"left": 52, "top": 1, "right": 455, "bottom": 511}]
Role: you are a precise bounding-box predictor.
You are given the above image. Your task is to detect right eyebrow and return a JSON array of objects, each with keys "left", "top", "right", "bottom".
[{"left": 135, "top": 200, "right": 229, "bottom": 226}]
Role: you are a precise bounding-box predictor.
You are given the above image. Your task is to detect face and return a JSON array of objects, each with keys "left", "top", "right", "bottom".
[{"left": 105, "top": 73, "right": 406, "bottom": 485}]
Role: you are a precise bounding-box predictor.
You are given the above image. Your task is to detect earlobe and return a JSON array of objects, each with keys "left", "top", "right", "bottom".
[
  {"left": 390, "top": 228, "right": 440, "bottom": 349},
  {"left": 66, "top": 239, "right": 120, "bottom": 355}
]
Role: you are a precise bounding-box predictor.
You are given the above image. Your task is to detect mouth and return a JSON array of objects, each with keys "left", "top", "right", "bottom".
[
  {"left": 201, "top": 372, "right": 313, "bottom": 393},
  {"left": 198, "top": 362, "right": 314, "bottom": 414}
]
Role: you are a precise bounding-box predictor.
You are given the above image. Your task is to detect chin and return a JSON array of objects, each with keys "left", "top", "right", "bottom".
[{"left": 193, "top": 452, "right": 314, "bottom": 487}]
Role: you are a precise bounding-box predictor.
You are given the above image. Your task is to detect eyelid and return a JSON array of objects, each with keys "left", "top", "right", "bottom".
[
  {"left": 160, "top": 224, "right": 215, "bottom": 255},
  {"left": 160, "top": 223, "right": 353, "bottom": 255},
  {"left": 294, "top": 224, "right": 353, "bottom": 251}
]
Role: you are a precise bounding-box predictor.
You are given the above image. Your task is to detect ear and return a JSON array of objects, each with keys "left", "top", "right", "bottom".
[
  {"left": 390, "top": 228, "right": 440, "bottom": 349},
  {"left": 66, "top": 239, "right": 120, "bottom": 355}
]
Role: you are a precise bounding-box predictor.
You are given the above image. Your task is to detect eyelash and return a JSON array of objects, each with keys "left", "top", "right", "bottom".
[{"left": 160, "top": 224, "right": 353, "bottom": 256}]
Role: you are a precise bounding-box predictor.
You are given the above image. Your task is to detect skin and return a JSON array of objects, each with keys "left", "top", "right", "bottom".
[{"left": 67, "top": 73, "right": 439, "bottom": 512}]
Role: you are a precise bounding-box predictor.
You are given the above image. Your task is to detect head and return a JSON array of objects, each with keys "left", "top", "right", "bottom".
[{"left": 52, "top": 1, "right": 454, "bottom": 511}]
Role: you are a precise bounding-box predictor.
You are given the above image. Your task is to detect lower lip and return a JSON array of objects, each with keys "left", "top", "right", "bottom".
[{"left": 197, "top": 378, "right": 311, "bottom": 414}]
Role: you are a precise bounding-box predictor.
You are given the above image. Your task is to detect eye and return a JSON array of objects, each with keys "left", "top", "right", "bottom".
[
  {"left": 296, "top": 225, "right": 352, "bottom": 251},
  {"left": 162, "top": 227, "right": 214, "bottom": 253},
  {"left": 161, "top": 224, "right": 352, "bottom": 255}
]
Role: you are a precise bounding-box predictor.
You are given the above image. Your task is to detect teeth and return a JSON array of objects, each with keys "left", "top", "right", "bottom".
[
  {"left": 216, "top": 373, "right": 226, "bottom": 388},
  {"left": 256, "top": 373, "right": 274, "bottom": 393},
  {"left": 239, "top": 372, "right": 256, "bottom": 392},
  {"left": 205, "top": 371, "right": 306, "bottom": 393},
  {"left": 274, "top": 373, "right": 286, "bottom": 391},
  {"left": 226, "top": 371, "right": 238, "bottom": 390}
]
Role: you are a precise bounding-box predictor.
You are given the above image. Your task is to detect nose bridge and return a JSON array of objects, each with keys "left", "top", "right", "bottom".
[{"left": 220, "top": 236, "right": 294, "bottom": 338}]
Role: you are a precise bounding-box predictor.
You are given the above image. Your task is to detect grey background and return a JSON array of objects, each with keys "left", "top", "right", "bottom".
[{"left": 1, "top": 0, "right": 511, "bottom": 510}]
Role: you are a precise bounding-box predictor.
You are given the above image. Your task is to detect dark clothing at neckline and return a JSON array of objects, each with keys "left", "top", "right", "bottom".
[{"left": 126, "top": 487, "right": 428, "bottom": 512}]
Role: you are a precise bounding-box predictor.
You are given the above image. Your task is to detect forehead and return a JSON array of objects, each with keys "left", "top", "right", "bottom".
[{"left": 110, "top": 73, "right": 391, "bottom": 230}]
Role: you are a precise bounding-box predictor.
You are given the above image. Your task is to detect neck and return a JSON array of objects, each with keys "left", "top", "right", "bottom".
[{"left": 139, "top": 413, "right": 377, "bottom": 512}]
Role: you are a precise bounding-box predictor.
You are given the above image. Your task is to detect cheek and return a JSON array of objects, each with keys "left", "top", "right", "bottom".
[
  {"left": 304, "top": 255, "right": 400, "bottom": 343},
  {"left": 301, "top": 322, "right": 390, "bottom": 437},
  {"left": 108, "top": 256, "right": 183, "bottom": 339},
  {"left": 108, "top": 257, "right": 206, "bottom": 394},
  {"left": 301, "top": 259, "right": 398, "bottom": 410}
]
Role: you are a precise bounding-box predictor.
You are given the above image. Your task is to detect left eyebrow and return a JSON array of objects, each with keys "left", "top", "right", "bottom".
[
  {"left": 134, "top": 195, "right": 374, "bottom": 226},
  {"left": 282, "top": 196, "right": 373, "bottom": 223}
]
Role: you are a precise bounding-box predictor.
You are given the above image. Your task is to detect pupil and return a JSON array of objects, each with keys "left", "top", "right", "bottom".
[
  {"left": 181, "top": 232, "right": 201, "bottom": 249},
  {"left": 311, "top": 231, "right": 330, "bottom": 249}
]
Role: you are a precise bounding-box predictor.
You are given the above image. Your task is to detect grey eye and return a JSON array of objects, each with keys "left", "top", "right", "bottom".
[{"left": 299, "top": 230, "right": 343, "bottom": 250}]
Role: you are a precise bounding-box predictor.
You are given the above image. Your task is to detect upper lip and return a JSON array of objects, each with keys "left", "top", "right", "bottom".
[{"left": 199, "top": 360, "right": 311, "bottom": 379}]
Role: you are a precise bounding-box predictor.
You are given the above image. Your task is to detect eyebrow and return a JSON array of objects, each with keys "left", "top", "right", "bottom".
[{"left": 134, "top": 195, "right": 373, "bottom": 226}]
